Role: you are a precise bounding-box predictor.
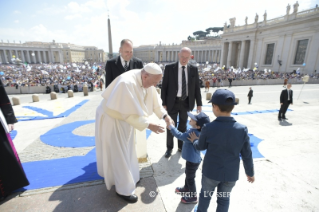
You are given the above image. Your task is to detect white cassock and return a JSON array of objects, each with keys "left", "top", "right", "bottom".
[{"left": 95, "top": 69, "right": 166, "bottom": 196}]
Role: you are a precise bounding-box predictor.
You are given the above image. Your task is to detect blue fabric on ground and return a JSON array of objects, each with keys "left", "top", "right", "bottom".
[
  {"left": 10, "top": 130, "right": 17, "bottom": 140},
  {"left": 40, "top": 120, "right": 152, "bottom": 148},
  {"left": 17, "top": 116, "right": 64, "bottom": 121},
  {"left": 248, "top": 134, "right": 264, "bottom": 158},
  {"left": 40, "top": 120, "right": 96, "bottom": 147},
  {"left": 22, "top": 106, "right": 53, "bottom": 117},
  {"left": 146, "top": 129, "right": 151, "bottom": 139},
  {"left": 57, "top": 100, "right": 89, "bottom": 117},
  {"left": 18, "top": 148, "right": 102, "bottom": 191},
  {"left": 194, "top": 108, "right": 293, "bottom": 115},
  {"left": 16, "top": 120, "right": 152, "bottom": 191},
  {"left": 17, "top": 100, "right": 89, "bottom": 121}
]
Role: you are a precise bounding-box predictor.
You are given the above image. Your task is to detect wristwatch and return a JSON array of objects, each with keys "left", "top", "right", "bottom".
[{"left": 163, "top": 114, "right": 168, "bottom": 120}]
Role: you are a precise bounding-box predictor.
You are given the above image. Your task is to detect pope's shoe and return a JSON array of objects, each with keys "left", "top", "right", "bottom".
[{"left": 116, "top": 192, "right": 138, "bottom": 203}]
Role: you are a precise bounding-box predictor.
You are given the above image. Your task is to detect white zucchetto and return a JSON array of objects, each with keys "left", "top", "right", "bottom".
[{"left": 144, "top": 63, "right": 162, "bottom": 75}]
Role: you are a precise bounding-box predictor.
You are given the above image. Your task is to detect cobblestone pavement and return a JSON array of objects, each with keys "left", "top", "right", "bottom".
[
  {"left": 19, "top": 138, "right": 94, "bottom": 163},
  {"left": 1, "top": 85, "right": 318, "bottom": 212}
]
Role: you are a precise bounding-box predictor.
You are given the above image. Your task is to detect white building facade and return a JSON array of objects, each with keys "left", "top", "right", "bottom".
[
  {"left": 221, "top": 3, "right": 319, "bottom": 74},
  {"left": 133, "top": 39, "right": 222, "bottom": 64},
  {"left": 134, "top": 4, "right": 319, "bottom": 73},
  {"left": 0, "top": 40, "right": 64, "bottom": 64},
  {"left": 0, "top": 40, "right": 106, "bottom": 64}
]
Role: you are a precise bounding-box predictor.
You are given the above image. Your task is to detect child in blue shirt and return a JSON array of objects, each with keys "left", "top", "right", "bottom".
[
  {"left": 189, "top": 89, "right": 255, "bottom": 212},
  {"left": 168, "top": 112, "right": 210, "bottom": 204}
]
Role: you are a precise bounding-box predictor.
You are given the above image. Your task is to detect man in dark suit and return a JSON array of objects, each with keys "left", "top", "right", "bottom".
[
  {"left": 278, "top": 84, "right": 293, "bottom": 121},
  {"left": 161, "top": 47, "right": 202, "bottom": 158},
  {"left": 248, "top": 87, "right": 253, "bottom": 104},
  {"left": 105, "top": 39, "right": 143, "bottom": 88}
]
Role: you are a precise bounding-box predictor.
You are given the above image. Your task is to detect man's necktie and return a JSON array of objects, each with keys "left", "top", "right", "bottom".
[
  {"left": 124, "top": 61, "right": 128, "bottom": 72},
  {"left": 182, "top": 66, "right": 187, "bottom": 100}
]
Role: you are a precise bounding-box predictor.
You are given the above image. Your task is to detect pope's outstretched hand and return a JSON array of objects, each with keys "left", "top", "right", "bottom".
[{"left": 148, "top": 123, "right": 165, "bottom": 134}]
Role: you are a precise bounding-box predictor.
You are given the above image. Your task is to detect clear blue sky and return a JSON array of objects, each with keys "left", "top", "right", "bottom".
[{"left": 0, "top": 0, "right": 317, "bottom": 52}]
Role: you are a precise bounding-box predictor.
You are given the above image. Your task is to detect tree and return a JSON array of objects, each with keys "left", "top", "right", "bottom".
[
  {"left": 193, "top": 31, "right": 209, "bottom": 37},
  {"left": 205, "top": 27, "right": 224, "bottom": 33}
]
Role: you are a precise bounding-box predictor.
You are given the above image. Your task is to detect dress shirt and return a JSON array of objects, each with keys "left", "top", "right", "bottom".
[
  {"left": 120, "top": 56, "right": 130, "bottom": 68},
  {"left": 177, "top": 62, "right": 188, "bottom": 97},
  {"left": 287, "top": 89, "right": 290, "bottom": 101}
]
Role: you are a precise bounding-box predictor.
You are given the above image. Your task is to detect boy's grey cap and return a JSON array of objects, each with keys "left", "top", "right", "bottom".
[{"left": 208, "top": 89, "right": 238, "bottom": 105}]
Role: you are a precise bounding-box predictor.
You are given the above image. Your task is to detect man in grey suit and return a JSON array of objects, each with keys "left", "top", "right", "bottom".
[{"left": 105, "top": 39, "right": 143, "bottom": 88}]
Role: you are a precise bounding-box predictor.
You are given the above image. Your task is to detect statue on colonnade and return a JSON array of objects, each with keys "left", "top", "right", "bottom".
[
  {"left": 286, "top": 4, "right": 291, "bottom": 15},
  {"left": 255, "top": 13, "right": 259, "bottom": 23},
  {"left": 293, "top": 1, "right": 299, "bottom": 13},
  {"left": 263, "top": 11, "right": 267, "bottom": 21}
]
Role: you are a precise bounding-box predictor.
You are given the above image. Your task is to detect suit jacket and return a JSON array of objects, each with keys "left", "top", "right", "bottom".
[
  {"left": 105, "top": 56, "right": 143, "bottom": 88},
  {"left": 161, "top": 62, "right": 202, "bottom": 112},
  {"left": 193, "top": 117, "right": 254, "bottom": 182},
  {"left": 280, "top": 89, "right": 293, "bottom": 104},
  {"left": 248, "top": 90, "right": 253, "bottom": 97}
]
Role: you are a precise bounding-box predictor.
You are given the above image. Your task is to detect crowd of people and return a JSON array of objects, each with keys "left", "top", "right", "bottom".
[
  {"left": 198, "top": 67, "right": 318, "bottom": 83},
  {"left": 0, "top": 62, "right": 105, "bottom": 92},
  {"left": 1, "top": 61, "right": 318, "bottom": 93}
]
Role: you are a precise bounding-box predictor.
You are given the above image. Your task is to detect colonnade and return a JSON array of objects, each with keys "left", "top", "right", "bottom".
[
  {"left": 0, "top": 49, "right": 63, "bottom": 63},
  {"left": 221, "top": 40, "right": 253, "bottom": 69},
  {"left": 156, "top": 49, "right": 221, "bottom": 63}
]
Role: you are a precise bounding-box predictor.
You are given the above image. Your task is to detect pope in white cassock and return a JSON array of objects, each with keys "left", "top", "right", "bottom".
[{"left": 95, "top": 63, "right": 174, "bottom": 203}]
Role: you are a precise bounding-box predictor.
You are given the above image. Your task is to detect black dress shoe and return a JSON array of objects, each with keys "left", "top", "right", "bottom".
[
  {"left": 282, "top": 117, "right": 288, "bottom": 120},
  {"left": 178, "top": 148, "right": 182, "bottom": 152},
  {"left": 165, "top": 150, "right": 172, "bottom": 158},
  {"left": 278, "top": 118, "right": 282, "bottom": 121},
  {"left": 116, "top": 192, "right": 138, "bottom": 203}
]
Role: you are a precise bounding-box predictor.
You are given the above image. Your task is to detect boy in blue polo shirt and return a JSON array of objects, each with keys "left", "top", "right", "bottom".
[
  {"left": 189, "top": 89, "right": 255, "bottom": 212},
  {"left": 168, "top": 112, "right": 210, "bottom": 204}
]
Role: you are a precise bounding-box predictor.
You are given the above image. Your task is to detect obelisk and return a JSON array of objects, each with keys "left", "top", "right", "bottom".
[{"left": 107, "top": 15, "right": 113, "bottom": 59}]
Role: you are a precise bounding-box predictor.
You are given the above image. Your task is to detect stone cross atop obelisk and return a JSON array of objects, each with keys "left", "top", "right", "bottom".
[{"left": 107, "top": 13, "right": 113, "bottom": 59}]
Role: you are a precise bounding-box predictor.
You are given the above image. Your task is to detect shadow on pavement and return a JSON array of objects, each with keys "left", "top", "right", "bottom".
[
  {"left": 151, "top": 152, "right": 185, "bottom": 186},
  {"left": 48, "top": 162, "right": 160, "bottom": 212}
]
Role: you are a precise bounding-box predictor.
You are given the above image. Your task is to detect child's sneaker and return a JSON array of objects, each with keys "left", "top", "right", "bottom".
[
  {"left": 181, "top": 196, "right": 198, "bottom": 204},
  {"left": 175, "top": 186, "right": 189, "bottom": 194}
]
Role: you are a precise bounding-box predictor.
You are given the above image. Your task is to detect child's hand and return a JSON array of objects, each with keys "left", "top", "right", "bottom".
[
  {"left": 167, "top": 124, "right": 174, "bottom": 130},
  {"left": 188, "top": 132, "right": 199, "bottom": 143},
  {"left": 246, "top": 175, "right": 255, "bottom": 183}
]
